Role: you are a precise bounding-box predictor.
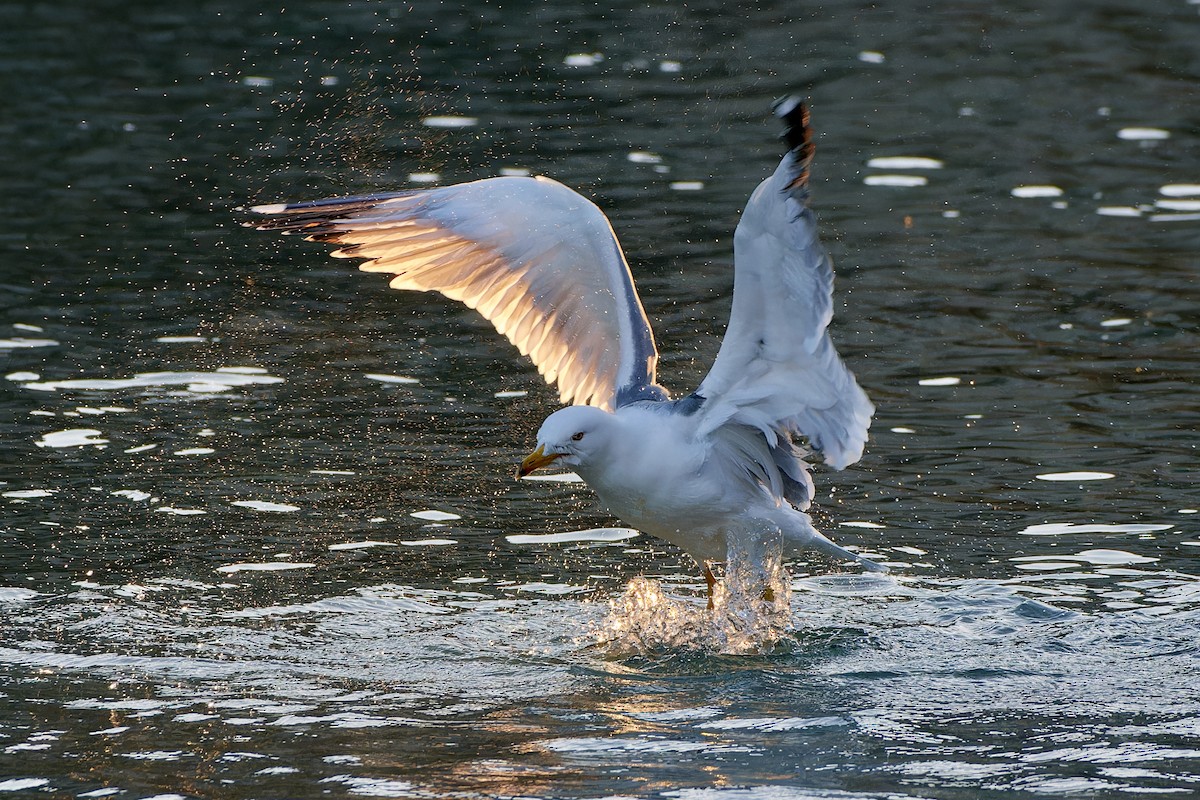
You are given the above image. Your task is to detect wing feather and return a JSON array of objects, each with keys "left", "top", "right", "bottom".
[
  {"left": 249, "top": 176, "right": 668, "bottom": 409},
  {"left": 695, "top": 99, "right": 873, "bottom": 470}
]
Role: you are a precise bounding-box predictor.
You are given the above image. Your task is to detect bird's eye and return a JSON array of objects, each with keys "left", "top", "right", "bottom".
[{"left": 571, "top": 431, "right": 585, "bottom": 441}]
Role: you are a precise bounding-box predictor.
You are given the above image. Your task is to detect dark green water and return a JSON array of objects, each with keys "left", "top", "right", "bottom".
[{"left": 2, "top": 1, "right": 1199, "bottom": 798}]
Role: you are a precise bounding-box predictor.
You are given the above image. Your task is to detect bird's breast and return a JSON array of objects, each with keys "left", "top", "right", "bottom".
[{"left": 578, "top": 427, "right": 731, "bottom": 536}]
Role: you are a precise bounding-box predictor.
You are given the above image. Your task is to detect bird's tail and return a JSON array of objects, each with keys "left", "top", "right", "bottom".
[{"left": 777, "top": 507, "right": 888, "bottom": 572}]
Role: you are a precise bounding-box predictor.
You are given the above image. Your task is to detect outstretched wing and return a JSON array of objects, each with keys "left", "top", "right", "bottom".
[
  {"left": 694, "top": 99, "right": 873, "bottom": 470},
  {"left": 248, "top": 176, "right": 667, "bottom": 410}
]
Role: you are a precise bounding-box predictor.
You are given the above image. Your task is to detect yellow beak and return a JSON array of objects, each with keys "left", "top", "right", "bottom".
[{"left": 517, "top": 444, "right": 562, "bottom": 479}]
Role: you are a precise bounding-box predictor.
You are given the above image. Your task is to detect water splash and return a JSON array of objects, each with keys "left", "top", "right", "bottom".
[{"left": 596, "top": 536, "right": 795, "bottom": 656}]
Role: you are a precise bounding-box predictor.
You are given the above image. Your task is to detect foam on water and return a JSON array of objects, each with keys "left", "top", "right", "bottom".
[{"left": 597, "top": 541, "right": 794, "bottom": 656}]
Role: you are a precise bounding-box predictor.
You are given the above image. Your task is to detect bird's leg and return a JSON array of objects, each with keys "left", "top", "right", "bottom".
[{"left": 704, "top": 565, "right": 717, "bottom": 610}]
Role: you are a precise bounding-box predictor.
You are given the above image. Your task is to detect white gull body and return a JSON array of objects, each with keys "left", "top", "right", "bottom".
[{"left": 250, "top": 98, "right": 881, "bottom": 578}]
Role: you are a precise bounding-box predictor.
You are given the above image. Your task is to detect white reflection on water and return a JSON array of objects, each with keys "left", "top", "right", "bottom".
[
  {"left": 216, "top": 562, "right": 317, "bottom": 573},
  {"left": 230, "top": 500, "right": 301, "bottom": 512},
  {"left": 1035, "top": 471, "right": 1114, "bottom": 481},
  {"left": 1011, "top": 185, "right": 1063, "bottom": 198},
  {"left": 36, "top": 428, "right": 109, "bottom": 448},
  {"left": 21, "top": 369, "right": 283, "bottom": 393},
  {"left": 1020, "top": 522, "right": 1173, "bottom": 536},
  {"left": 507, "top": 528, "right": 639, "bottom": 545},
  {"left": 863, "top": 174, "right": 927, "bottom": 187},
  {"left": 1117, "top": 127, "right": 1170, "bottom": 140},
  {"left": 865, "top": 156, "right": 944, "bottom": 169},
  {"left": 409, "top": 510, "right": 460, "bottom": 521}
]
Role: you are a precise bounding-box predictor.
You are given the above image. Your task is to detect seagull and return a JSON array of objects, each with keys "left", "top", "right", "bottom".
[{"left": 248, "top": 98, "right": 884, "bottom": 602}]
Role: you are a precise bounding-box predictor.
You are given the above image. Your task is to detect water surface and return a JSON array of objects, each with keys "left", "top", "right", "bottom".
[{"left": 2, "top": 1, "right": 1199, "bottom": 797}]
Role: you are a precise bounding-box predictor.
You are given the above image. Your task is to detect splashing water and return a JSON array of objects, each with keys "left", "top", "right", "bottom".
[{"left": 597, "top": 534, "right": 795, "bottom": 656}]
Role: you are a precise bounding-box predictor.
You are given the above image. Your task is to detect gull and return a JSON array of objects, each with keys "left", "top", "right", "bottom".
[{"left": 248, "top": 98, "right": 883, "bottom": 600}]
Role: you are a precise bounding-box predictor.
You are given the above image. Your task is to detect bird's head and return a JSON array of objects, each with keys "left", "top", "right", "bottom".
[{"left": 517, "top": 405, "right": 614, "bottom": 478}]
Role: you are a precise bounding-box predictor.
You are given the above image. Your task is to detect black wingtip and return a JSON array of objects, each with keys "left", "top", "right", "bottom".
[{"left": 772, "top": 96, "right": 814, "bottom": 191}]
